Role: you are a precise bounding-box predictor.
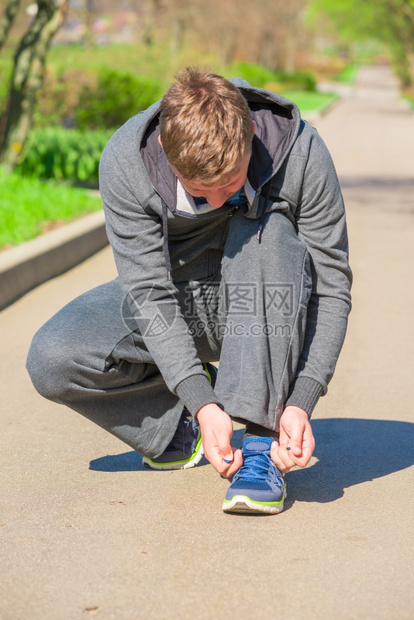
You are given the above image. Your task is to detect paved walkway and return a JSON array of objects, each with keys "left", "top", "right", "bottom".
[{"left": 1, "top": 65, "right": 413, "bottom": 620}]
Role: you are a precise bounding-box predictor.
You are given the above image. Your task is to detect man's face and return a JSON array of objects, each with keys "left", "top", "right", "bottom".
[{"left": 172, "top": 152, "right": 251, "bottom": 209}]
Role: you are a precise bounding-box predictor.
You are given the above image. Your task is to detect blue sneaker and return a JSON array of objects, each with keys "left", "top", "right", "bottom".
[
  {"left": 222, "top": 436, "right": 286, "bottom": 514},
  {"left": 142, "top": 363, "right": 217, "bottom": 470}
]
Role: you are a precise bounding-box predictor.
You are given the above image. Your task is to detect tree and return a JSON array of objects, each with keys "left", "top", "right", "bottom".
[
  {"left": 0, "top": 0, "right": 69, "bottom": 171},
  {"left": 134, "top": 0, "right": 311, "bottom": 73},
  {"left": 82, "top": 0, "right": 96, "bottom": 48},
  {"left": 0, "top": 0, "right": 21, "bottom": 52},
  {"left": 308, "top": 0, "right": 414, "bottom": 86}
]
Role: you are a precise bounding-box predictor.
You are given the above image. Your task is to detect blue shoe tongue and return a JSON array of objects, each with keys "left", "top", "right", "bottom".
[
  {"left": 245, "top": 440, "right": 270, "bottom": 452},
  {"left": 234, "top": 437, "right": 282, "bottom": 483}
]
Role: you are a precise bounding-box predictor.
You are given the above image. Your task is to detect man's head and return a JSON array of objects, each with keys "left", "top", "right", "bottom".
[{"left": 159, "top": 67, "right": 254, "bottom": 190}]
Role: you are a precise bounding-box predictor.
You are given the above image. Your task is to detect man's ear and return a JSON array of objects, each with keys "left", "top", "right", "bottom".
[{"left": 158, "top": 134, "right": 163, "bottom": 147}]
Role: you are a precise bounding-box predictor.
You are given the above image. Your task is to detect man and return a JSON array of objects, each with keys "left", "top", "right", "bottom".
[{"left": 27, "top": 68, "right": 352, "bottom": 515}]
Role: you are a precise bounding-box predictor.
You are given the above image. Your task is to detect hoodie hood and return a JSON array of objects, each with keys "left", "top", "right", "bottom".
[{"left": 140, "top": 80, "right": 302, "bottom": 214}]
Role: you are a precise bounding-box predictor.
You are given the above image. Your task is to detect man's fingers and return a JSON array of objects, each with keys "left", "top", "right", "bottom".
[
  {"left": 278, "top": 434, "right": 303, "bottom": 467},
  {"left": 204, "top": 444, "right": 242, "bottom": 477},
  {"left": 271, "top": 441, "right": 295, "bottom": 473},
  {"left": 221, "top": 448, "right": 243, "bottom": 479},
  {"left": 216, "top": 431, "right": 234, "bottom": 462},
  {"left": 276, "top": 407, "right": 316, "bottom": 470},
  {"left": 286, "top": 423, "right": 305, "bottom": 457},
  {"left": 275, "top": 437, "right": 315, "bottom": 469},
  {"left": 204, "top": 444, "right": 225, "bottom": 471},
  {"left": 289, "top": 423, "right": 315, "bottom": 467}
]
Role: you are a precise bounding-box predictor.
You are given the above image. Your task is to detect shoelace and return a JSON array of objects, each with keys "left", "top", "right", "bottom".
[{"left": 234, "top": 450, "right": 283, "bottom": 488}]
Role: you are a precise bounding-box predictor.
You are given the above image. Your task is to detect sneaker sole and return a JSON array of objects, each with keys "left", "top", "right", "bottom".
[
  {"left": 222, "top": 488, "right": 287, "bottom": 515},
  {"left": 142, "top": 438, "right": 204, "bottom": 471}
]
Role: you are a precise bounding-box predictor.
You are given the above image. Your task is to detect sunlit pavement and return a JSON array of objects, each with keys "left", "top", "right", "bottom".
[{"left": 1, "top": 64, "right": 413, "bottom": 620}]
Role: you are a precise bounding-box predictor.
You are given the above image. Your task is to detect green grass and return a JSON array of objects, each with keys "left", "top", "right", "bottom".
[
  {"left": 0, "top": 168, "right": 102, "bottom": 248},
  {"left": 402, "top": 95, "right": 414, "bottom": 110},
  {"left": 280, "top": 90, "right": 338, "bottom": 116},
  {"left": 334, "top": 63, "right": 359, "bottom": 84}
]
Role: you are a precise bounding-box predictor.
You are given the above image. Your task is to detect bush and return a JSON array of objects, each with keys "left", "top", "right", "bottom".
[
  {"left": 75, "top": 68, "right": 165, "bottom": 130},
  {"left": 34, "top": 67, "right": 98, "bottom": 129},
  {"left": 229, "top": 62, "right": 276, "bottom": 88},
  {"left": 272, "top": 70, "right": 317, "bottom": 92},
  {"left": 18, "top": 127, "right": 114, "bottom": 184},
  {"left": 229, "top": 62, "right": 316, "bottom": 92}
]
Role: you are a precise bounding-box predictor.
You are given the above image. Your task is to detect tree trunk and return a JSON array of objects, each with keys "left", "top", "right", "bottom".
[
  {"left": 141, "top": 0, "right": 163, "bottom": 48},
  {"left": 283, "top": 35, "right": 297, "bottom": 73},
  {"left": 0, "top": 0, "right": 21, "bottom": 52},
  {"left": 0, "top": 0, "right": 69, "bottom": 171},
  {"left": 170, "top": 16, "right": 186, "bottom": 53},
  {"left": 257, "top": 28, "right": 276, "bottom": 70},
  {"left": 83, "top": 0, "right": 95, "bottom": 49}
]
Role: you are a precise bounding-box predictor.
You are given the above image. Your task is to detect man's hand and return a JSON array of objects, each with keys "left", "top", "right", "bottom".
[
  {"left": 271, "top": 405, "right": 315, "bottom": 473},
  {"left": 196, "top": 403, "right": 243, "bottom": 478}
]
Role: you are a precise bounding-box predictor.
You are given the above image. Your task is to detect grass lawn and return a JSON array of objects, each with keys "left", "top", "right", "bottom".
[
  {"left": 335, "top": 63, "right": 359, "bottom": 84},
  {"left": 0, "top": 168, "right": 102, "bottom": 249},
  {"left": 280, "top": 90, "right": 338, "bottom": 116},
  {"left": 403, "top": 95, "right": 414, "bottom": 109}
]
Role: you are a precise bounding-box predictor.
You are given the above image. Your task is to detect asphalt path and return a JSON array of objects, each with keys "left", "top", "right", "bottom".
[{"left": 1, "top": 64, "right": 413, "bottom": 620}]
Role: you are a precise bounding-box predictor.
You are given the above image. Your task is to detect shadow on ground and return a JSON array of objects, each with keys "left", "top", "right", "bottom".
[
  {"left": 90, "top": 419, "right": 414, "bottom": 504},
  {"left": 89, "top": 428, "right": 245, "bottom": 473},
  {"left": 339, "top": 176, "right": 414, "bottom": 213},
  {"left": 287, "top": 418, "right": 414, "bottom": 504}
]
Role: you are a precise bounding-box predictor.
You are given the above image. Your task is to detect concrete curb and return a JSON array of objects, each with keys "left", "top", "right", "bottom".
[{"left": 0, "top": 210, "right": 108, "bottom": 310}]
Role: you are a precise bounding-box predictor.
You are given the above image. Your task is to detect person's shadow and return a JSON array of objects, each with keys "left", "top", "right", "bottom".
[{"left": 89, "top": 418, "right": 414, "bottom": 504}]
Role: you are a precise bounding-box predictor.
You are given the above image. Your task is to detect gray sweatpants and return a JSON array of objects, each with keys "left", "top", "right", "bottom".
[{"left": 27, "top": 211, "right": 312, "bottom": 458}]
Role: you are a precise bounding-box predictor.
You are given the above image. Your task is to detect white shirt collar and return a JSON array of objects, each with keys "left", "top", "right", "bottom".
[{"left": 176, "top": 177, "right": 256, "bottom": 216}]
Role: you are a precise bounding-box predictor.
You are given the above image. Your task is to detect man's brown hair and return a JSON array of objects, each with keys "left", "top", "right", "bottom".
[{"left": 159, "top": 67, "right": 254, "bottom": 185}]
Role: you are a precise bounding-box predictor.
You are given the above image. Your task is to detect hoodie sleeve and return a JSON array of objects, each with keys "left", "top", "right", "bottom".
[
  {"left": 99, "top": 139, "right": 222, "bottom": 415},
  {"left": 284, "top": 127, "right": 352, "bottom": 415}
]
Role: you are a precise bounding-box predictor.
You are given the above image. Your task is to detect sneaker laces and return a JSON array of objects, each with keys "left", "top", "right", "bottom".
[{"left": 234, "top": 450, "right": 283, "bottom": 488}]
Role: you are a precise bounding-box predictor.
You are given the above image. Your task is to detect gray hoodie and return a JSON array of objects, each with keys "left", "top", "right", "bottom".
[{"left": 99, "top": 80, "right": 352, "bottom": 418}]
